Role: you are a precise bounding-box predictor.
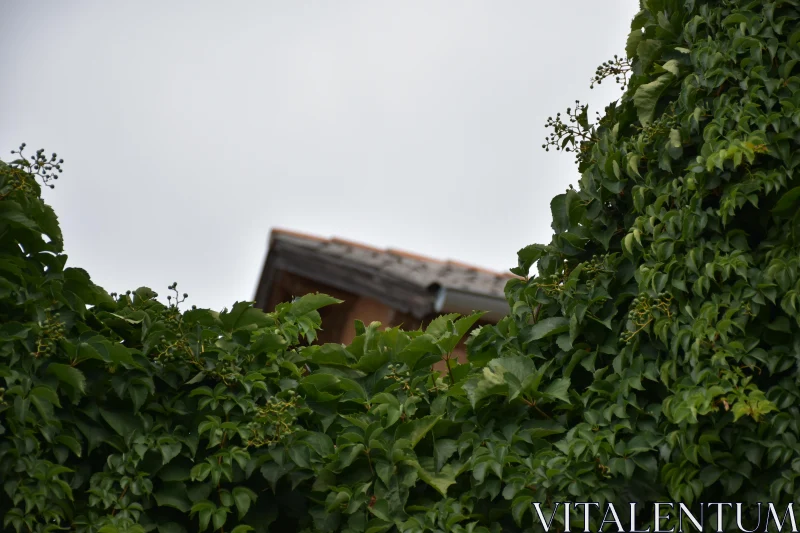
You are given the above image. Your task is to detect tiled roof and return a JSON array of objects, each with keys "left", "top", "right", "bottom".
[{"left": 269, "top": 228, "right": 517, "bottom": 299}]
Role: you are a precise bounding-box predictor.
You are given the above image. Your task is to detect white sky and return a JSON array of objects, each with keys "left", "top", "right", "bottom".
[{"left": 1, "top": 1, "right": 640, "bottom": 311}]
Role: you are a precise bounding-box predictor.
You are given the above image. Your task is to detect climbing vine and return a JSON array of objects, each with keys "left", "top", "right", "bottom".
[{"left": 2, "top": 1, "right": 800, "bottom": 532}]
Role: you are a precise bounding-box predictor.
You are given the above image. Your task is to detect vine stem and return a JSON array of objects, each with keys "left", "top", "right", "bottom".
[
  {"left": 364, "top": 448, "right": 374, "bottom": 476},
  {"left": 523, "top": 398, "right": 553, "bottom": 420},
  {"left": 445, "top": 355, "right": 455, "bottom": 385},
  {"left": 111, "top": 486, "right": 128, "bottom": 516}
]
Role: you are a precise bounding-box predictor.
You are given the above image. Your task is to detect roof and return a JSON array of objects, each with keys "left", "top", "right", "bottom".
[{"left": 254, "top": 228, "right": 518, "bottom": 320}]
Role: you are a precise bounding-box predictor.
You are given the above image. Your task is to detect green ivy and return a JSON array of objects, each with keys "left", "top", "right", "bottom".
[
  {"left": 2, "top": 0, "right": 800, "bottom": 532},
  {"left": 481, "top": 0, "right": 800, "bottom": 529}
]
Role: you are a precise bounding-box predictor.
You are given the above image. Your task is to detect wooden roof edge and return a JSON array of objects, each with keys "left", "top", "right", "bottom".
[
  {"left": 267, "top": 227, "right": 521, "bottom": 280},
  {"left": 269, "top": 227, "right": 328, "bottom": 245},
  {"left": 446, "top": 259, "right": 523, "bottom": 279},
  {"left": 386, "top": 248, "right": 447, "bottom": 265},
  {"left": 330, "top": 237, "right": 385, "bottom": 255}
]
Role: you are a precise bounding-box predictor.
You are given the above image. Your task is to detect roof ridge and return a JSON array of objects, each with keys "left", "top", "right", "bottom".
[
  {"left": 386, "top": 248, "right": 447, "bottom": 265},
  {"left": 270, "top": 227, "right": 327, "bottom": 243},
  {"left": 330, "top": 237, "right": 385, "bottom": 255},
  {"left": 269, "top": 227, "right": 519, "bottom": 279},
  {"left": 446, "top": 259, "right": 517, "bottom": 278}
]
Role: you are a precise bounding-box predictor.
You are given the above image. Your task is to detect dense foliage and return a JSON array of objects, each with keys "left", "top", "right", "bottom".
[
  {"left": 2, "top": 0, "right": 800, "bottom": 532},
  {"left": 507, "top": 0, "right": 800, "bottom": 525}
]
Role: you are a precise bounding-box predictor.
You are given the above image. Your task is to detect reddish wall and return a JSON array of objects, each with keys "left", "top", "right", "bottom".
[
  {"left": 338, "top": 296, "right": 396, "bottom": 345},
  {"left": 263, "top": 271, "right": 479, "bottom": 372}
]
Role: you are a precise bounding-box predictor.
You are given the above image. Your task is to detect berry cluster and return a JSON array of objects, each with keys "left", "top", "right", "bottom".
[
  {"left": 34, "top": 312, "right": 66, "bottom": 358},
  {"left": 155, "top": 294, "right": 196, "bottom": 366},
  {"left": 155, "top": 330, "right": 194, "bottom": 365},
  {"left": 247, "top": 391, "right": 300, "bottom": 446},
  {"left": 582, "top": 255, "right": 614, "bottom": 290},
  {"left": 637, "top": 107, "right": 679, "bottom": 145},
  {"left": 210, "top": 351, "right": 245, "bottom": 384},
  {"left": 167, "top": 282, "right": 188, "bottom": 308},
  {"left": 386, "top": 363, "right": 412, "bottom": 390},
  {"left": 537, "top": 272, "right": 568, "bottom": 298},
  {"left": 542, "top": 101, "right": 599, "bottom": 164},
  {"left": 9, "top": 143, "right": 64, "bottom": 189},
  {"left": 620, "top": 292, "right": 673, "bottom": 345},
  {"left": 583, "top": 255, "right": 611, "bottom": 275},
  {"left": 387, "top": 363, "right": 408, "bottom": 378},
  {"left": 590, "top": 54, "right": 632, "bottom": 90},
  {"left": 110, "top": 290, "right": 134, "bottom": 304}
]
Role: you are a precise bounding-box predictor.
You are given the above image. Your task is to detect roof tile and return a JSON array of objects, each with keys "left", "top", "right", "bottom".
[{"left": 269, "top": 228, "right": 517, "bottom": 298}]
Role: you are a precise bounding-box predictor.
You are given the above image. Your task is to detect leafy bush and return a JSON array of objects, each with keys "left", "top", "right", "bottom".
[
  {"left": 0, "top": 148, "right": 493, "bottom": 533},
  {"left": 2, "top": 0, "right": 800, "bottom": 532}
]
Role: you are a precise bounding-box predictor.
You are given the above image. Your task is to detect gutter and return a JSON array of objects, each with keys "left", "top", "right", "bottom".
[{"left": 433, "top": 286, "right": 509, "bottom": 323}]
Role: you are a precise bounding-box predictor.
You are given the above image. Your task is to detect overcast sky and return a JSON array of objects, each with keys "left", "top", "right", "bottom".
[{"left": 2, "top": 1, "right": 640, "bottom": 311}]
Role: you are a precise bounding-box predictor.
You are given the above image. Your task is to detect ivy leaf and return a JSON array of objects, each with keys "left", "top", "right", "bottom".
[
  {"left": 219, "top": 301, "right": 274, "bottom": 331},
  {"left": 396, "top": 415, "right": 441, "bottom": 448},
  {"left": 566, "top": 189, "right": 585, "bottom": 226},
  {"left": 528, "top": 317, "right": 570, "bottom": 340},
  {"left": 773, "top": 186, "right": 800, "bottom": 214},
  {"left": 397, "top": 334, "right": 441, "bottom": 370},
  {"left": 634, "top": 70, "right": 676, "bottom": 126},
  {"left": 55, "top": 435, "right": 81, "bottom": 457},
  {"left": 483, "top": 356, "right": 540, "bottom": 402},
  {"left": 551, "top": 194, "right": 570, "bottom": 233},
  {"left": 30, "top": 386, "right": 61, "bottom": 408},
  {"left": 425, "top": 313, "right": 460, "bottom": 338},
  {"left": 289, "top": 293, "right": 342, "bottom": 316},
  {"left": 463, "top": 367, "right": 507, "bottom": 407},
  {"left": 46, "top": 363, "right": 86, "bottom": 396},
  {"left": 636, "top": 39, "right": 663, "bottom": 69},
  {"left": 232, "top": 486, "right": 257, "bottom": 518},
  {"left": 512, "top": 495, "right": 534, "bottom": 526},
  {"left": 157, "top": 523, "right": 186, "bottom": 533},
  {"left": 0, "top": 201, "right": 37, "bottom": 229},
  {"left": 159, "top": 440, "right": 182, "bottom": 465},
  {"left": 513, "top": 244, "right": 545, "bottom": 277},
  {"left": 626, "top": 29, "right": 643, "bottom": 59},
  {"left": 433, "top": 439, "right": 458, "bottom": 473},
  {"left": 300, "top": 431, "right": 335, "bottom": 457},
  {"left": 542, "top": 378, "right": 571, "bottom": 403},
  {"left": 212, "top": 508, "right": 228, "bottom": 531},
  {"left": 415, "top": 463, "right": 458, "bottom": 497},
  {"left": 436, "top": 312, "right": 486, "bottom": 354},
  {"left": 154, "top": 483, "right": 192, "bottom": 513},
  {"left": 99, "top": 408, "right": 142, "bottom": 437}
]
